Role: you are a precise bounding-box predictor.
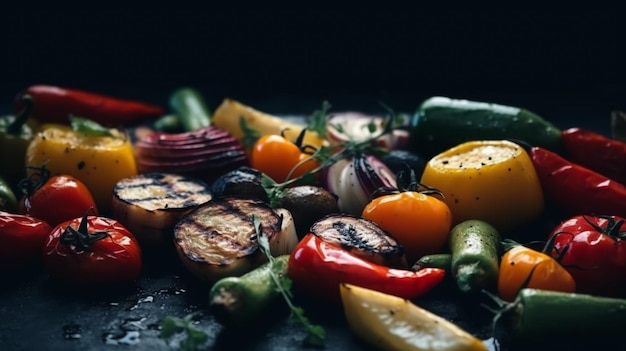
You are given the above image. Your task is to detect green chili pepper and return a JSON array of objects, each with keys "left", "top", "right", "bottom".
[
  {"left": 486, "top": 288, "right": 626, "bottom": 341},
  {"left": 169, "top": 87, "right": 211, "bottom": 132},
  {"left": 409, "top": 96, "right": 563, "bottom": 157},
  {"left": 0, "top": 94, "right": 35, "bottom": 187},
  {"left": 0, "top": 175, "right": 18, "bottom": 212}
]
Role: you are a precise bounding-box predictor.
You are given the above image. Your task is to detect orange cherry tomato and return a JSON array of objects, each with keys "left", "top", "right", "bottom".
[
  {"left": 362, "top": 190, "right": 452, "bottom": 264},
  {"left": 250, "top": 133, "right": 320, "bottom": 183},
  {"left": 497, "top": 244, "right": 576, "bottom": 301}
]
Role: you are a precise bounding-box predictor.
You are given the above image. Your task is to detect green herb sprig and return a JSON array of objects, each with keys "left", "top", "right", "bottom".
[
  {"left": 253, "top": 215, "right": 326, "bottom": 347},
  {"left": 160, "top": 312, "right": 209, "bottom": 351}
]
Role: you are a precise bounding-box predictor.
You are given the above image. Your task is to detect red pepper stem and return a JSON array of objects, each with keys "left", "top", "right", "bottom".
[{"left": 6, "top": 94, "right": 34, "bottom": 134}]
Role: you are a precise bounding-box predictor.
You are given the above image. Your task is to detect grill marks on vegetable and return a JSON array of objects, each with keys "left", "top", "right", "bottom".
[
  {"left": 309, "top": 213, "right": 407, "bottom": 268},
  {"left": 178, "top": 200, "right": 278, "bottom": 263},
  {"left": 115, "top": 173, "right": 212, "bottom": 211}
]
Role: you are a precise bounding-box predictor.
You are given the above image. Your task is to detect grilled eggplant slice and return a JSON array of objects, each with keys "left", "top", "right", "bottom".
[
  {"left": 310, "top": 213, "right": 408, "bottom": 269},
  {"left": 111, "top": 172, "right": 213, "bottom": 247},
  {"left": 173, "top": 197, "right": 298, "bottom": 284}
]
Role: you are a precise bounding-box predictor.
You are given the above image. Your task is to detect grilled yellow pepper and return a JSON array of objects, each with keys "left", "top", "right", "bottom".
[
  {"left": 25, "top": 118, "right": 137, "bottom": 214},
  {"left": 211, "top": 98, "right": 328, "bottom": 150},
  {"left": 340, "top": 283, "right": 488, "bottom": 351},
  {"left": 420, "top": 140, "right": 544, "bottom": 234}
]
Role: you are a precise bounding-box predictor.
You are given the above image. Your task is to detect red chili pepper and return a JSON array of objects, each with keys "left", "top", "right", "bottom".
[
  {"left": 561, "top": 127, "right": 626, "bottom": 185},
  {"left": 14, "top": 85, "right": 164, "bottom": 127},
  {"left": 529, "top": 146, "right": 626, "bottom": 218},
  {"left": 288, "top": 233, "right": 445, "bottom": 303}
]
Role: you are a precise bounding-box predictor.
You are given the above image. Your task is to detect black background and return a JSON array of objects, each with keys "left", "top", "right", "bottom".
[{"left": 1, "top": 5, "right": 624, "bottom": 119}]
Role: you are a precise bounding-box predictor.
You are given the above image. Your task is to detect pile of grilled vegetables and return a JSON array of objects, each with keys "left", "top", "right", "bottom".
[{"left": 3, "top": 85, "right": 626, "bottom": 351}]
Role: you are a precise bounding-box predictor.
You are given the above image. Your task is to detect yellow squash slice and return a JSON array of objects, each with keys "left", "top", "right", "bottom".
[{"left": 340, "top": 283, "right": 488, "bottom": 351}]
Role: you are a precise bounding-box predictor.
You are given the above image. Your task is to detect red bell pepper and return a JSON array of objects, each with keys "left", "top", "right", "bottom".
[
  {"left": 529, "top": 146, "right": 626, "bottom": 218},
  {"left": 14, "top": 85, "right": 164, "bottom": 127},
  {"left": 561, "top": 127, "right": 626, "bottom": 185},
  {"left": 288, "top": 233, "right": 445, "bottom": 303}
]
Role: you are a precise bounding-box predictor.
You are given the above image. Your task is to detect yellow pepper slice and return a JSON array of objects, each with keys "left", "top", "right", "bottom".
[
  {"left": 25, "top": 125, "right": 137, "bottom": 214},
  {"left": 340, "top": 283, "right": 488, "bottom": 351},
  {"left": 211, "top": 98, "right": 329, "bottom": 151},
  {"left": 420, "top": 140, "right": 544, "bottom": 234}
]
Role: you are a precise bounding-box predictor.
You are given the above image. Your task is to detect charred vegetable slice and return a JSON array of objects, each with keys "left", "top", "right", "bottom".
[
  {"left": 111, "top": 173, "right": 213, "bottom": 247},
  {"left": 340, "top": 283, "right": 488, "bottom": 351},
  {"left": 210, "top": 166, "right": 268, "bottom": 202},
  {"left": 310, "top": 213, "right": 408, "bottom": 268},
  {"left": 173, "top": 197, "right": 298, "bottom": 284}
]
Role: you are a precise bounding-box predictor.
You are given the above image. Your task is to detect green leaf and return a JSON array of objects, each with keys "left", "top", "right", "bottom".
[
  {"left": 70, "top": 116, "right": 115, "bottom": 137},
  {"left": 187, "top": 327, "right": 210, "bottom": 345},
  {"left": 159, "top": 313, "right": 210, "bottom": 351},
  {"left": 306, "top": 100, "right": 332, "bottom": 139},
  {"left": 261, "top": 174, "right": 288, "bottom": 209},
  {"left": 240, "top": 116, "right": 262, "bottom": 148}
]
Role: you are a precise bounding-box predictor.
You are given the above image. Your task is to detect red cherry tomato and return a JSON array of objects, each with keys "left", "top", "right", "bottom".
[
  {"left": 0, "top": 211, "right": 52, "bottom": 272},
  {"left": 547, "top": 214, "right": 626, "bottom": 296},
  {"left": 42, "top": 213, "right": 142, "bottom": 286},
  {"left": 20, "top": 165, "right": 98, "bottom": 227}
]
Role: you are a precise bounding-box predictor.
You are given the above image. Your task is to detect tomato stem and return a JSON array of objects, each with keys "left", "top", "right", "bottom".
[
  {"left": 18, "top": 163, "right": 52, "bottom": 197},
  {"left": 59, "top": 210, "right": 108, "bottom": 251},
  {"left": 583, "top": 214, "right": 626, "bottom": 239}
]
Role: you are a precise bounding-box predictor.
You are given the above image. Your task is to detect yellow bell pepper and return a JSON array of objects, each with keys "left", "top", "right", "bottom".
[
  {"left": 211, "top": 98, "right": 328, "bottom": 151},
  {"left": 420, "top": 140, "right": 544, "bottom": 234},
  {"left": 340, "top": 283, "right": 488, "bottom": 351},
  {"left": 25, "top": 121, "right": 137, "bottom": 214}
]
